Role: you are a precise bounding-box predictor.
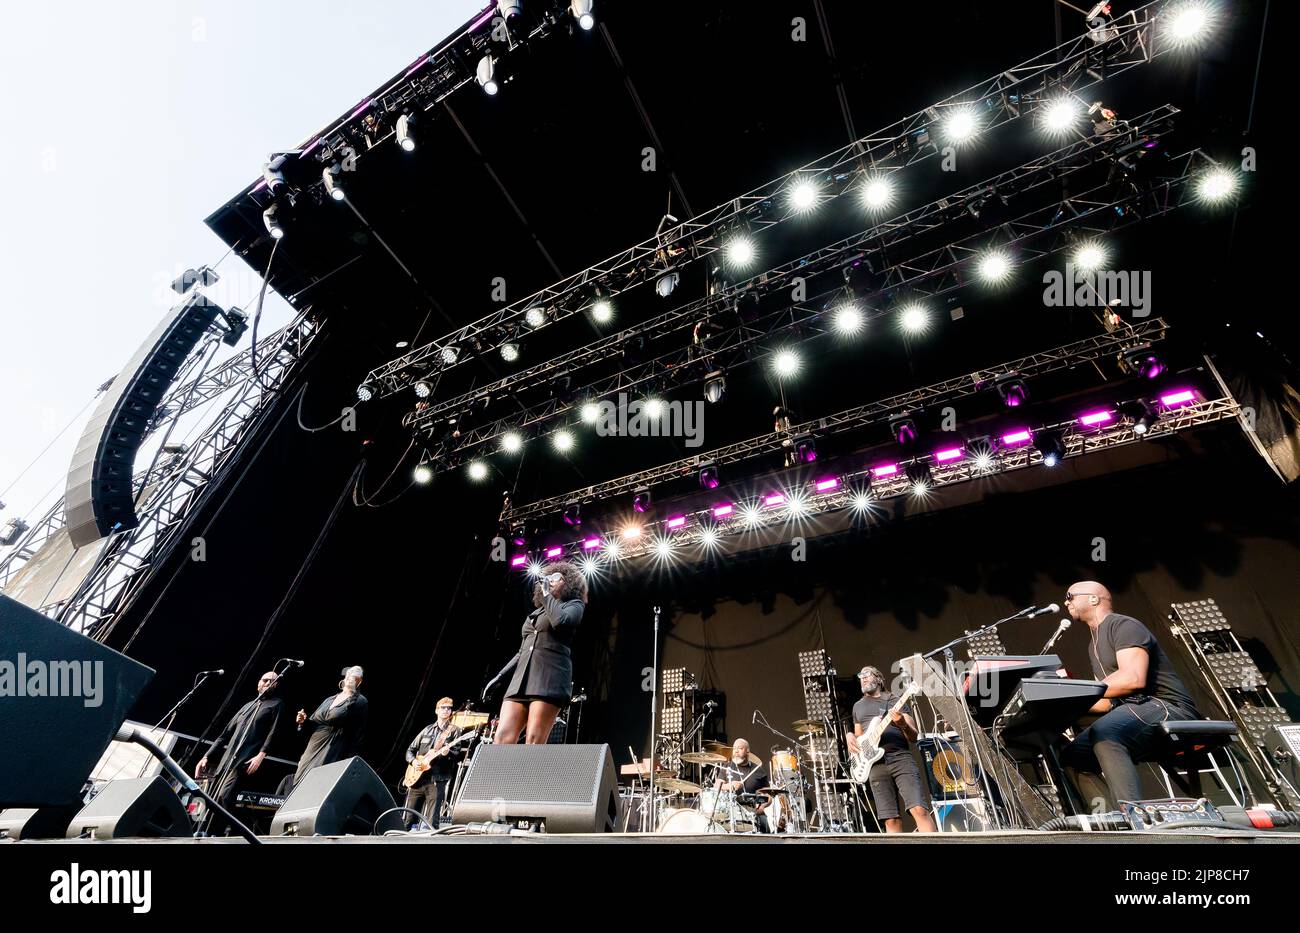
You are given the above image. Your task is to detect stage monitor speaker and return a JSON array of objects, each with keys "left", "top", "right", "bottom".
[
  {"left": 64, "top": 292, "right": 221, "bottom": 547},
  {"left": 65, "top": 776, "right": 191, "bottom": 839},
  {"left": 0, "top": 593, "right": 154, "bottom": 807},
  {"left": 0, "top": 805, "right": 79, "bottom": 840},
  {"left": 452, "top": 743, "right": 618, "bottom": 833},
  {"left": 270, "top": 756, "right": 396, "bottom": 836}
]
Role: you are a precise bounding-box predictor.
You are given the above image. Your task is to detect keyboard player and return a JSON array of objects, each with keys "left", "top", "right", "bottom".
[{"left": 1058, "top": 581, "right": 1200, "bottom": 808}]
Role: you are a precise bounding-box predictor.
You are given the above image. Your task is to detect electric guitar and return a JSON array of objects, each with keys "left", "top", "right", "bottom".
[
  {"left": 402, "top": 727, "right": 478, "bottom": 789},
  {"left": 849, "top": 682, "right": 922, "bottom": 784}
]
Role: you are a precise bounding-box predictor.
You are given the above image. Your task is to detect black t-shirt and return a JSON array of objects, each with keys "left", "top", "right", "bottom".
[
  {"left": 715, "top": 759, "right": 767, "bottom": 793},
  {"left": 853, "top": 694, "right": 910, "bottom": 752},
  {"left": 1090, "top": 612, "right": 1197, "bottom": 714}
]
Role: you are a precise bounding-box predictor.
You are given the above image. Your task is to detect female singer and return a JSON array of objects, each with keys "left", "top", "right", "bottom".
[
  {"left": 291, "top": 664, "right": 368, "bottom": 787},
  {"left": 496, "top": 561, "right": 586, "bottom": 745}
]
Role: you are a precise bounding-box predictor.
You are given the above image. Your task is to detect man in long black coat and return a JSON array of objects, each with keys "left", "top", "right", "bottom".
[{"left": 197, "top": 671, "right": 283, "bottom": 835}]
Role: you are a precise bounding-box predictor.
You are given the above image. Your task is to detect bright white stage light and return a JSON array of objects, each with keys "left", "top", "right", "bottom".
[
  {"left": 467, "top": 461, "right": 488, "bottom": 481},
  {"left": 850, "top": 491, "right": 873, "bottom": 513},
  {"left": 1196, "top": 168, "right": 1237, "bottom": 203},
  {"left": 1041, "top": 98, "right": 1080, "bottom": 135},
  {"left": 580, "top": 401, "right": 601, "bottom": 424},
  {"left": 500, "top": 342, "right": 520, "bottom": 362},
  {"left": 1074, "top": 242, "right": 1107, "bottom": 270},
  {"left": 943, "top": 108, "right": 980, "bottom": 144},
  {"left": 899, "top": 304, "right": 929, "bottom": 333},
  {"left": 591, "top": 299, "right": 613, "bottom": 323},
  {"left": 977, "top": 251, "right": 1013, "bottom": 283},
  {"left": 773, "top": 349, "right": 801, "bottom": 378},
  {"left": 833, "top": 304, "right": 864, "bottom": 335},
  {"left": 699, "top": 527, "right": 720, "bottom": 549},
  {"left": 862, "top": 176, "right": 894, "bottom": 211},
  {"left": 725, "top": 237, "right": 756, "bottom": 268},
  {"left": 570, "top": 0, "right": 595, "bottom": 30},
  {"left": 477, "top": 55, "right": 499, "bottom": 95},
  {"left": 501, "top": 431, "right": 523, "bottom": 454},
  {"left": 789, "top": 179, "right": 820, "bottom": 212},
  {"left": 413, "top": 463, "right": 433, "bottom": 485},
  {"left": 739, "top": 505, "right": 762, "bottom": 528},
  {"left": 1167, "top": 2, "right": 1213, "bottom": 46},
  {"left": 525, "top": 306, "right": 547, "bottom": 328},
  {"left": 552, "top": 430, "right": 575, "bottom": 453},
  {"left": 644, "top": 398, "right": 665, "bottom": 419}
]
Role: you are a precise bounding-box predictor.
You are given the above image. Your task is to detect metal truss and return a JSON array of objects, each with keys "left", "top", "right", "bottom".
[
  {"left": 501, "top": 321, "right": 1170, "bottom": 524},
  {"left": 516, "top": 396, "right": 1239, "bottom": 562},
  {"left": 366, "top": 0, "right": 1181, "bottom": 395},
  {"left": 418, "top": 144, "right": 1212, "bottom": 470},
  {"left": 405, "top": 105, "right": 1180, "bottom": 439}
]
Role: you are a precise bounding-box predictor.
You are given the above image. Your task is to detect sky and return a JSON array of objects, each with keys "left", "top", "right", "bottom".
[{"left": 0, "top": 0, "right": 487, "bottom": 538}]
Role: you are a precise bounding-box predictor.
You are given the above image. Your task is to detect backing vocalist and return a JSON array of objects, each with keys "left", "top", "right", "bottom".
[{"left": 496, "top": 562, "right": 586, "bottom": 745}]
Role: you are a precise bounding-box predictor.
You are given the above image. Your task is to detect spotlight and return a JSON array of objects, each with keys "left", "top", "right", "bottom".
[
  {"left": 699, "top": 463, "right": 721, "bottom": 489},
  {"left": 395, "top": 113, "right": 417, "bottom": 152},
  {"left": 440, "top": 345, "right": 459, "bottom": 365},
  {"left": 500, "top": 341, "right": 520, "bottom": 362},
  {"left": 356, "top": 382, "right": 376, "bottom": 402},
  {"left": 739, "top": 505, "right": 762, "bottom": 527},
  {"left": 527, "top": 560, "right": 544, "bottom": 577},
  {"left": 833, "top": 303, "right": 865, "bottom": 335},
  {"left": 501, "top": 431, "right": 523, "bottom": 453},
  {"left": 261, "top": 158, "right": 288, "bottom": 195},
  {"left": 789, "top": 179, "right": 820, "bottom": 212},
  {"left": 699, "top": 527, "right": 720, "bottom": 549},
  {"left": 942, "top": 107, "right": 980, "bottom": 144},
  {"left": 1119, "top": 343, "right": 1165, "bottom": 379},
  {"left": 632, "top": 486, "right": 652, "bottom": 513},
  {"left": 995, "top": 373, "right": 1028, "bottom": 408},
  {"left": 497, "top": 0, "right": 522, "bottom": 18},
  {"left": 968, "top": 436, "right": 995, "bottom": 471},
  {"left": 1196, "top": 168, "right": 1238, "bottom": 204},
  {"left": 322, "top": 163, "right": 346, "bottom": 201},
  {"left": 889, "top": 415, "right": 918, "bottom": 446},
  {"left": 262, "top": 204, "right": 285, "bottom": 240},
  {"left": 413, "top": 380, "right": 433, "bottom": 399},
  {"left": 704, "top": 371, "right": 727, "bottom": 404},
  {"left": 621, "top": 525, "right": 642, "bottom": 540},
  {"left": 590, "top": 299, "right": 613, "bottom": 323},
  {"left": 861, "top": 175, "right": 895, "bottom": 211},
  {"left": 909, "top": 480, "right": 931, "bottom": 498},
  {"left": 580, "top": 556, "right": 600, "bottom": 576},
  {"left": 1120, "top": 400, "right": 1158, "bottom": 435},
  {"left": 899, "top": 304, "right": 929, "bottom": 333},
  {"left": 467, "top": 460, "right": 489, "bottom": 481},
  {"left": 524, "top": 306, "right": 548, "bottom": 329},
  {"left": 644, "top": 398, "right": 665, "bottom": 419},
  {"left": 850, "top": 491, "right": 873, "bottom": 512},
  {"left": 563, "top": 501, "right": 582, "bottom": 526},
  {"left": 655, "top": 271, "right": 679, "bottom": 297},
  {"left": 794, "top": 434, "right": 818, "bottom": 464},
  {"left": 1073, "top": 241, "right": 1107, "bottom": 271},
  {"left": 725, "top": 236, "right": 756, "bottom": 268},
  {"left": 977, "top": 251, "right": 1013, "bottom": 284},
  {"left": 552, "top": 430, "right": 575, "bottom": 452},
  {"left": 1166, "top": 1, "right": 1212, "bottom": 46},
  {"left": 605, "top": 540, "right": 623, "bottom": 558},
  {"left": 1033, "top": 430, "right": 1067, "bottom": 467},
  {"left": 476, "top": 55, "right": 499, "bottom": 95},
  {"left": 773, "top": 349, "right": 801, "bottom": 378},
  {"left": 906, "top": 460, "right": 932, "bottom": 488},
  {"left": 1040, "top": 98, "right": 1081, "bottom": 135},
  {"left": 570, "top": 0, "right": 595, "bottom": 30},
  {"left": 654, "top": 538, "right": 674, "bottom": 559},
  {"left": 786, "top": 494, "right": 809, "bottom": 516},
  {"left": 413, "top": 462, "right": 433, "bottom": 485},
  {"left": 573, "top": 401, "right": 599, "bottom": 425}
]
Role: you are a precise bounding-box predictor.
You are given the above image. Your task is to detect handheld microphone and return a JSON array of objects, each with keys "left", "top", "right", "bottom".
[{"left": 1026, "top": 603, "right": 1061, "bottom": 619}]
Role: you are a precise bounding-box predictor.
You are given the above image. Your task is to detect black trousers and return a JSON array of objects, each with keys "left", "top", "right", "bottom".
[
  {"left": 1061, "top": 698, "right": 1194, "bottom": 807},
  {"left": 207, "top": 762, "right": 251, "bottom": 836},
  {"left": 404, "top": 776, "right": 452, "bottom": 828}
]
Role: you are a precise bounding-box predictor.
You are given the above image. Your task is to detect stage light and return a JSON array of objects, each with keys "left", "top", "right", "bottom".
[
  {"left": 655, "top": 272, "right": 679, "bottom": 297},
  {"left": 322, "top": 164, "right": 346, "bottom": 201},
  {"left": 699, "top": 527, "right": 720, "bottom": 549},
  {"left": 413, "top": 462, "right": 433, "bottom": 485},
  {"left": 871, "top": 464, "right": 899, "bottom": 479},
  {"left": 654, "top": 537, "right": 674, "bottom": 559},
  {"left": 666, "top": 516, "right": 686, "bottom": 530},
  {"left": 814, "top": 477, "right": 839, "bottom": 492},
  {"left": 356, "top": 382, "right": 376, "bottom": 402},
  {"left": 794, "top": 434, "right": 818, "bottom": 464},
  {"left": 261, "top": 159, "right": 287, "bottom": 195},
  {"left": 510, "top": 554, "right": 528, "bottom": 568},
  {"left": 712, "top": 503, "right": 733, "bottom": 518},
  {"left": 604, "top": 540, "right": 622, "bottom": 558},
  {"left": 934, "top": 446, "right": 963, "bottom": 463},
  {"left": 1120, "top": 400, "right": 1158, "bottom": 435},
  {"left": 763, "top": 492, "right": 786, "bottom": 507},
  {"left": 527, "top": 560, "right": 544, "bottom": 577},
  {"left": 476, "top": 55, "right": 499, "bottom": 95},
  {"left": 773, "top": 349, "right": 801, "bottom": 378},
  {"left": 910, "top": 480, "right": 930, "bottom": 498},
  {"left": 1033, "top": 430, "right": 1067, "bottom": 467},
  {"left": 1073, "top": 241, "right": 1107, "bottom": 270},
  {"left": 633, "top": 487, "right": 652, "bottom": 513},
  {"left": 581, "top": 537, "right": 602, "bottom": 552},
  {"left": 1078, "top": 409, "right": 1114, "bottom": 427},
  {"left": 591, "top": 299, "right": 613, "bottom": 323},
  {"left": 1160, "top": 389, "right": 1196, "bottom": 408},
  {"left": 699, "top": 463, "right": 721, "bottom": 489},
  {"left": 889, "top": 415, "right": 918, "bottom": 446},
  {"left": 739, "top": 505, "right": 762, "bottom": 527},
  {"left": 850, "top": 491, "right": 873, "bottom": 512},
  {"left": 789, "top": 179, "right": 820, "bottom": 212},
  {"left": 500, "top": 341, "right": 520, "bottom": 362},
  {"left": 525, "top": 306, "right": 547, "bottom": 328},
  {"left": 579, "top": 400, "right": 602, "bottom": 424},
  {"left": 467, "top": 460, "right": 489, "bottom": 481},
  {"left": 501, "top": 431, "right": 523, "bottom": 453},
  {"left": 977, "top": 251, "right": 1013, "bottom": 284},
  {"left": 996, "top": 373, "right": 1028, "bottom": 408},
  {"left": 833, "top": 303, "right": 864, "bottom": 335},
  {"left": 396, "top": 113, "right": 417, "bottom": 152},
  {"left": 899, "top": 304, "right": 929, "bottom": 333},
  {"left": 563, "top": 501, "right": 582, "bottom": 526},
  {"left": 942, "top": 108, "right": 980, "bottom": 144},
  {"left": 1166, "top": 1, "right": 1212, "bottom": 46},
  {"left": 1001, "top": 429, "right": 1032, "bottom": 446},
  {"left": 786, "top": 494, "right": 809, "bottom": 516},
  {"left": 439, "top": 346, "right": 459, "bottom": 366},
  {"left": 861, "top": 175, "right": 894, "bottom": 211},
  {"left": 1120, "top": 343, "right": 1165, "bottom": 379},
  {"left": 704, "top": 371, "right": 727, "bottom": 404},
  {"left": 262, "top": 204, "right": 285, "bottom": 239},
  {"left": 580, "top": 556, "right": 601, "bottom": 576},
  {"left": 906, "top": 461, "right": 932, "bottom": 491},
  {"left": 725, "top": 236, "right": 756, "bottom": 268},
  {"left": 972, "top": 448, "right": 994, "bottom": 471},
  {"left": 570, "top": 0, "right": 595, "bottom": 30},
  {"left": 413, "top": 380, "right": 433, "bottom": 399},
  {"left": 553, "top": 430, "right": 575, "bottom": 452},
  {"left": 497, "top": 0, "right": 522, "bottom": 18},
  {"left": 545, "top": 546, "right": 564, "bottom": 560},
  {"left": 1196, "top": 168, "right": 1238, "bottom": 204},
  {"left": 1040, "top": 98, "right": 1081, "bottom": 135},
  {"left": 644, "top": 398, "right": 665, "bottom": 419},
  {"left": 622, "top": 524, "right": 643, "bottom": 541}
]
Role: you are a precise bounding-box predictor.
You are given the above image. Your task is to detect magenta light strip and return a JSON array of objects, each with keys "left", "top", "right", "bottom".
[
  {"left": 350, "top": 99, "right": 373, "bottom": 119},
  {"left": 1001, "top": 430, "right": 1032, "bottom": 446},
  {"left": 763, "top": 493, "right": 786, "bottom": 506},
  {"left": 582, "top": 538, "right": 602, "bottom": 550},
  {"left": 470, "top": 7, "right": 496, "bottom": 30},
  {"left": 510, "top": 555, "right": 527, "bottom": 567},
  {"left": 545, "top": 547, "right": 563, "bottom": 559},
  {"left": 1078, "top": 410, "right": 1114, "bottom": 426},
  {"left": 712, "top": 504, "right": 734, "bottom": 518},
  {"left": 666, "top": 516, "right": 686, "bottom": 529},
  {"left": 871, "top": 464, "right": 898, "bottom": 478},
  {"left": 935, "top": 447, "right": 963, "bottom": 462},
  {"left": 1160, "top": 390, "right": 1195, "bottom": 407},
  {"left": 405, "top": 55, "right": 432, "bottom": 77},
  {"left": 814, "top": 478, "right": 839, "bottom": 492}
]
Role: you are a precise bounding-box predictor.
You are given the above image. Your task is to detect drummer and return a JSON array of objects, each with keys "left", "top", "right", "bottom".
[{"left": 712, "top": 738, "right": 771, "bottom": 830}]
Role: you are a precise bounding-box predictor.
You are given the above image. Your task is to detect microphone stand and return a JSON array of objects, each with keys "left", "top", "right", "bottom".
[
  {"left": 1038, "top": 623, "right": 1070, "bottom": 657},
  {"left": 646, "top": 605, "right": 661, "bottom": 833},
  {"left": 923, "top": 605, "right": 1042, "bottom": 660},
  {"left": 152, "top": 670, "right": 218, "bottom": 732}
]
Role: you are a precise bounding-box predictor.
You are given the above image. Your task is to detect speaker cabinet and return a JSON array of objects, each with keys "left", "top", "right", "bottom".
[
  {"left": 0, "top": 805, "right": 79, "bottom": 840},
  {"left": 66, "top": 776, "right": 191, "bottom": 839},
  {"left": 452, "top": 743, "right": 618, "bottom": 833},
  {"left": 270, "top": 757, "right": 396, "bottom": 836}
]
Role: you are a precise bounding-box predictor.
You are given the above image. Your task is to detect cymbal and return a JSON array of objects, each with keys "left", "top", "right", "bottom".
[
  {"left": 702, "top": 741, "right": 732, "bottom": 756},
  {"left": 686, "top": 748, "right": 728, "bottom": 764},
  {"left": 792, "top": 719, "right": 825, "bottom": 735},
  {"left": 752, "top": 786, "right": 789, "bottom": 795},
  {"left": 655, "top": 777, "right": 702, "bottom": 794}
]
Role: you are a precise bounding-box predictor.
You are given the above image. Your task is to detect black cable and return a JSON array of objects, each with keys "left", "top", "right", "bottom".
[{"left": 248, "top": 237, "right": 281, "bottom": 383}]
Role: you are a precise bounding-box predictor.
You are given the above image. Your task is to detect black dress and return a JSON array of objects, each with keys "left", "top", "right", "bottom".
[
  {"left": 503, "top": 592, "right": 584, "bottom": 706},
  {"left": 292, "top": 691, "right": 368, "bottom": 787}
]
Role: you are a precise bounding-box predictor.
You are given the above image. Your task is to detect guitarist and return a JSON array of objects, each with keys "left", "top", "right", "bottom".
[
  {"left": 847, "top": 666, "right": 936, "bottom": 833},
  {"left": 402, "top": 698, "right": 463, "bottom": 829}
]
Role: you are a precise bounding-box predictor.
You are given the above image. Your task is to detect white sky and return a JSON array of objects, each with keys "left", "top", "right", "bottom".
[{"left": 0, "top": 0, "right": 486, "bottom": 533}]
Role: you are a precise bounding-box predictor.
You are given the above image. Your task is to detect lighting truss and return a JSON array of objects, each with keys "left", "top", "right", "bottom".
[
  {"left": 0, "top": 313, "right": 320, "bottom": 637},
  {"left": 416, "top": 144, "right": 1210, "bottom": 471},
  {"left": 500, "top": 320, "right": 1168, "bottom": 524},
  {"left": 515, "top": 396, "right": 1239, "bottom": 563},
  {"left": 406, "top": 106, "right": 1180, "bottom": 443},
  {"left": 365, "top": 0, "right": 1183, "bottom": 395}
]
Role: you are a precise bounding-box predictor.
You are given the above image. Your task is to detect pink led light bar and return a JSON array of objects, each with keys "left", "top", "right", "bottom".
[
  {"left": 934, "top": 447, "right": 963, "bottom": 462},
  {"left": 1160, "top": 390, "right": 1195, "bottom": 407},
  {"left": 1078, "top": 410, "right": 1114, "bottom": 426},
  {"left": 666, "top": 516, "right": 687, "bottom": 529},
  {"left": 1001, "top": 430, "right": 1032, "bottom": 446},
  {"left": 545, "top": 546, "right": 563, "bottom": 559},
  {"left": 510, "top": 555, "right": 527, "bottom": 567},
  {"left": 871, "top": 464, "right": 898, "bottom": 478},
  {"left": 712, "top": 504, "right": 734, "bottom": 518},
  {"left": 763, "top": 493, "right": 786, "bottom": 506},
  {"left": 582, "top": 538, "right": 602, "bottom": 550},
  {"left": 814, "top": 477, "right": 839, "bottom": 492}
]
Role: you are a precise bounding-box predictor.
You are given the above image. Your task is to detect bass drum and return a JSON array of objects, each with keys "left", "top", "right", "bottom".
[{"left": 656, "top": 807, "right": 716, "bottom": 834}]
